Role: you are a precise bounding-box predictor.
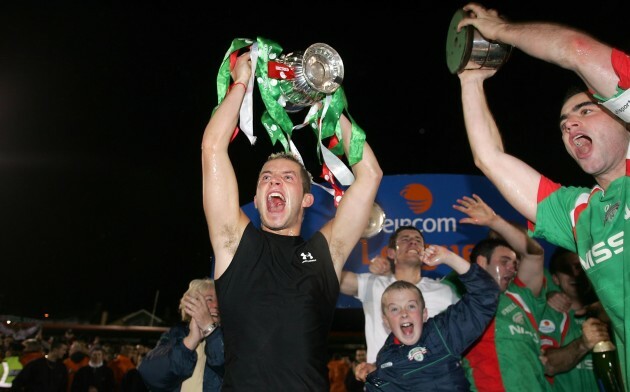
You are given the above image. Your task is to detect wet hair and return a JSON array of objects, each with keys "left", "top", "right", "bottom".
[
  {"left": 561, "top": 84, "right": 589, "bottom": 107},
  {"left": 264, "top": 152, "right": 312, "bottom": 194},
  {"left": 469, "top": 238, "right": 513, "bottom": 264},
  {"left": 560, "top": 84, "right": 630, "bottom": 131},
  {"left": 381, "top": 280, "right": 425, "bottom": 315},
  {"left": 179, "top": 278, "right": 215, "bottom": 321},
  {"left": 387, "top": 226, "right": 424, "bottom": 249}
]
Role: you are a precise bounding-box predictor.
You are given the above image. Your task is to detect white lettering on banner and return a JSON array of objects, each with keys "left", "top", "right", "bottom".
[
  {"left": 382, "top": 216, "right": 457, "bottom": 233},
  {"left": 580, "top": 231, "right": 624, "bottom": 269}
]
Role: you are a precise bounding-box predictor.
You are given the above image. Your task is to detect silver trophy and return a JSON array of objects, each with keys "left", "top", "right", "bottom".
[
  {"left": 446, "top": 9, "right": 512, "bottom": 74},
  {"left": 273, "top": 43, "right": 345, "bottom": 112},
  {"left": 362, "top": 203, "right": 386, "bottom": 239}
]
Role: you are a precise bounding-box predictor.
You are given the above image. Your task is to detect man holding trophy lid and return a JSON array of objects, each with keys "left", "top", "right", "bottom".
[{"left": 202, "top": 39, "right": 382, "bottom": 391}]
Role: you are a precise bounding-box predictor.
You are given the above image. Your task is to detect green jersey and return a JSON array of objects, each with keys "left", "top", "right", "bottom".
[
  {"left": 533, "top": 174, "right": 630, "bottom": 388},
  {"left": 446, "top": 272, "right": 551, "bottom": 391},
  {"left": 539, "top": 306, "right": 599, "bottom": 391}
]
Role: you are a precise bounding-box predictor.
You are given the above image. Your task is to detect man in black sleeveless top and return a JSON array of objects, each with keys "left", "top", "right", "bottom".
[{"left": 201, "top": 50, "right": 382, "bottom": 391}]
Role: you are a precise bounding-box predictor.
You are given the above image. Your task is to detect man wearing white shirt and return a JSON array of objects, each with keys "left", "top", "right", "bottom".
[{"left": 340, "top": 226, "right": 459, "bottom": 362}]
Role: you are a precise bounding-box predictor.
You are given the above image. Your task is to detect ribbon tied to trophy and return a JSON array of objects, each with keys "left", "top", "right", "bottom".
[{"left": 214, "top": 37, "right": 367, "bottom": 205}]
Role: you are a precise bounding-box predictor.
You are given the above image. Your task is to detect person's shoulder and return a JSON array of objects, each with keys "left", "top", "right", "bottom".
[
  {"left": 103, "top": 365, "right": 115, "bottom": 375},
  {"left": 28, "top": 356, "right": 47, "bottom": 366},
  {"left": 75, "top": 364, "right": 90, "bottom": 374},
  {"left": 419, "top": 276, "right": 452, "bottom": 287},
  {"left": 171, "top": 322, "right": 189, "bottom": 332},
  {"left": 358, "top": 272, "right": 392, "bottom": 284}
]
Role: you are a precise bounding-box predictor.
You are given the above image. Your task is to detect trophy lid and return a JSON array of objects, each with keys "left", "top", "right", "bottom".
[
  {"left": 302, "top": 43, "right": 344, "bottom": 94},
  {"left": 446, "top": 8, "right": 512, "bottom": 74},
  {"left": 446, "top": 9, "right": 474, "bottom": 74}
]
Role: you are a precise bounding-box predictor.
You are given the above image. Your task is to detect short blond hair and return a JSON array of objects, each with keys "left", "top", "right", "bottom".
[
  {"left": 179, "top": 278, "right": 215, "bottom": 321},
  {"left": 264, "top": 152, "right": 312, "bottom": 194},
  {"left": 381, "top": 280, "right": 425, "bottom": 315}
]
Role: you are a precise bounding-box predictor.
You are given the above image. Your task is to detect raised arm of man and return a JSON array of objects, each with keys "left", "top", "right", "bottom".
[
  {"left": 458, "top": 67, "right": 541, "bottom": 223},
  {"left": 454, "top": 193, "right": 545, "bottom": 296},
  {"left": 320, "top": 115, "right": 383, "bottom": 279},
  {"left": 201, "top": 52, "right": 252, "bottom": 279},
  {"left": 458, "top": 2, "right": 620, "bottom": 98}
]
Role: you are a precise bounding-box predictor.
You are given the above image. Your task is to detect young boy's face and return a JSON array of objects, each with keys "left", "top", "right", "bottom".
[{"left": 382, "top": 288, "right": 428, "bottom": 346}]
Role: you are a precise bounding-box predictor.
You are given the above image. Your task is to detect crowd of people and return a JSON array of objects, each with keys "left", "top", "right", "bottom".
[
  {"left": 0, "top": 330, "right": 151, "bottom": 392},
  {"left": 4, "top": 1, "right": 629, "bottom": 390}
]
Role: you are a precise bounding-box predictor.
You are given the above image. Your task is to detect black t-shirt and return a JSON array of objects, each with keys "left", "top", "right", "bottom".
[{"left": 216, "top": 222, "right": 339, "bottom": 391}]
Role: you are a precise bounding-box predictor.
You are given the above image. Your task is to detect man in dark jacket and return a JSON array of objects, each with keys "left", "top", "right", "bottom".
[
  {"left": 71, "top": 345, "right": 114, "bottom": 392},
  {"left": 138, "top": 278, "right": 224, "bottom": 392},
  {"left": 12, "top": 339, "right": 68, "bottom": 392}
]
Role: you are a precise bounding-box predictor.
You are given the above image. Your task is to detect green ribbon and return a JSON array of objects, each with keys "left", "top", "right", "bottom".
[
  {"left": 215, "top": 36, "right": 366, "bottom": 167},
  {"left": 215, "top": 38, "right": 254, "bottom": 107}
]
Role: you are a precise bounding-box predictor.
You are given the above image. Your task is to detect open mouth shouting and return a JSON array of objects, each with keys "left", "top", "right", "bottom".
[
  {"left": 400, "top": 322, "right": 414, "bottom": 337},
  {"left": 572, "top": 133, "right": 593, "bottom": 158},
  {"left": 267, "top": 192, "right": 286, "bottom": 213}
]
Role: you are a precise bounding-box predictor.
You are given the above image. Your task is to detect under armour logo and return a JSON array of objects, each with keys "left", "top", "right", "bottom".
[{"left": 301, "top": 252, "right": 316, "bottom": 263}]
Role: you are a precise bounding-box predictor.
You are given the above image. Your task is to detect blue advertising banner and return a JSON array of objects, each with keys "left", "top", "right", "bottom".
[{"left": 242, "top": 173, "right": 555, "bottom": 308}]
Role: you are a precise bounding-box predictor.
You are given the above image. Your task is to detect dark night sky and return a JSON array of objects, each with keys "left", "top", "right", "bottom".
[{"left": 1, "top": 1, "right": 628, "bottom": 323}]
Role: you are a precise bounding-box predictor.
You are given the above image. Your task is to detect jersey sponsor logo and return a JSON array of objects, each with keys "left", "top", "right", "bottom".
[
  {"left": 508, "top": 324, "right": 540, "bottom": 343},
  {"left": 604, "top": 202, "right": 620, "bottom": 224},
  {"left": 500, "top": 303, "right": 517, "bottom": 316},
  {"left": 407, "top": 346, "right": 427, "bottom": 362},
  {"left": 580, "top": 231, "right": 623, "bottom": 269},
  {"left": 300, "top": 252, "right": 317, "bottom": 263},
  {"left": 539, "top": 319, "right": 556, "bottom": 334},
  {"left": 540, "top": 338, "right": 554, "bottom": 347},
  {"left": 380, "top": 362, "right": 393, "bottom": 369},
  {"left": 512, "top": 312, "right": 525, "bottom": 325}
]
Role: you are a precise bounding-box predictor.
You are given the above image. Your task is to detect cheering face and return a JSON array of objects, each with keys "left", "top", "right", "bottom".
[
  {"left": 201, "top": 286, "right": 220, "bottom": 322},
  {"left": 553, "top": 255, "right": 583, "bottom": 301},
  {"left": 254, "top": 158, "right": 313, "bottom": 233},
  {"left": 560, "top": 92, "right": 630, "bottom": 179},
  {"left": 382, "top": 288, "right": 428, "bottom": 346},
  {"left": 391, "top": 229, "right": 425, "bottom": 266},
  {"left": 482, "top": 245, "right": 517, "bottom": 292}
]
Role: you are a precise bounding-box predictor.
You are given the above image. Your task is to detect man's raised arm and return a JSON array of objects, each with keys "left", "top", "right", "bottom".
[
  {"left": 455, "top": 194, "right": 545, "bottom": 296},
  {"left": 458, "top": 3, "right": 619, "bottom": 99},
  {"left": 458, "top": 68, "right": 541, "bottom": 223},
  {"left": 321, "top": 115, "right": 382, "bottom": 279},
  {"left": 202, "top": 52, "right": 252, "bottom": 279}
]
